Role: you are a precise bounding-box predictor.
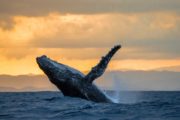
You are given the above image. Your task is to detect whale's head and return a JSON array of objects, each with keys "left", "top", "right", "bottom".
[
  {"left": 36, "top": 55, "right": 84, "bottom": 84},
  {"left": 36, "top": 55, "right": 60, "bottom": 71},
  {"left": 36, "top": 55, "right": 65, "bottom": 83}
]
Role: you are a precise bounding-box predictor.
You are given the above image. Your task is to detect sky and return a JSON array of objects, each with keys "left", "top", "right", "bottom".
[{"left": 0, "top": 0, "right": 180, "bottom": 75}]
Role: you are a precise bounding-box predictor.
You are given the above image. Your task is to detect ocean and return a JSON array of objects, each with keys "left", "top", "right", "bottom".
[{"left": 0, "top": 91, "right": 179, "bottom": 120}]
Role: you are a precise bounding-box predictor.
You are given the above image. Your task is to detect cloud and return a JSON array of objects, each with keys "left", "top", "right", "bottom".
[
  {"left": 0, "top": 0, "right": 179, "bottom": 76},
  {"left": 0, "top": 48, "right": 36, "bottom": 59},
  {"left": 0, "top": 0, "right": 179, "bottom": 17},
  {"left": 0, "top": 13, "right": 122, "bottom": 48},
  {"left": 0, "top": 12, "right": 179, "bottom": 59}
]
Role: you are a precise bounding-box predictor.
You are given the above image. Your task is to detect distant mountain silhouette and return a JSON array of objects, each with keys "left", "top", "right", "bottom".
[
  {"left": 0, "top": 70, "right": 180, "bottom": 91},
  {"left": 0, "top": 75, "right": 58, "bottom": 92},
  {"left": 154, "top": 65, "right": 180, "bottom": 72}
]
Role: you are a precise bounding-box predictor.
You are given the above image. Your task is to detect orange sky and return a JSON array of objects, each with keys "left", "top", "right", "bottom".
[{"left": 0, "top": 0, "right": 180, "bottom": 75}]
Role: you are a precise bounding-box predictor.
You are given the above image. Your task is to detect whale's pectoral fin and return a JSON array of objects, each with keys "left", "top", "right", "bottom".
[{"left": 84, "top": 45, "right": 121, "bottom": 83}]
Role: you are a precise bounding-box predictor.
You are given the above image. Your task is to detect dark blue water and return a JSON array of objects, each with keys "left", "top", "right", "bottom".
[{"left": 0, "top": 91, "right": 180, "bottom": 120}]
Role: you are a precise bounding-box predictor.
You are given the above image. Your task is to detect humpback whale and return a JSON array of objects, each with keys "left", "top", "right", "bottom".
[{"left": 36, "top": 45, "right": 121, "bottom": 103}]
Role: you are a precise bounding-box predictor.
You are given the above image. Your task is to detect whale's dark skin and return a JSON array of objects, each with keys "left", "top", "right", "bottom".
[{"left": 36, "top": 45, "right": 121, "bottom": 103}]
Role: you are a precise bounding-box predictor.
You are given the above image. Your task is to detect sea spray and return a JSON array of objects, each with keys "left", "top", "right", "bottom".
[
  {"left": 109, "top": 74, "right": 142, "bottom": 104},
  {"left": 101, "top": 74, "right": 121, "bottom": 103},
  {"left": 111, "top": 74, "right": 121, "bottom": 103}
]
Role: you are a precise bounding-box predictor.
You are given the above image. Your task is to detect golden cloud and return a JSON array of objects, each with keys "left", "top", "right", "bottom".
[
  {"left": 0, "top": 12, "right": 179, "bottom": 75},
  {"left": 0, "top": 12, "right": 179, "bottom": 48}
]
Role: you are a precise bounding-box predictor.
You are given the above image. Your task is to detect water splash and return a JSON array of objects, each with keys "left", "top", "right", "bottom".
[
  {"left": 109, "top": 74, "right": 142, "bottom": 104},
  {"left": 109, "top": 74, "right": 121, "bottom": 103}
]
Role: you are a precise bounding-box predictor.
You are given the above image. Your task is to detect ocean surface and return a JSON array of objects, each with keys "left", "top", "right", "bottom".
[{"left": 0, "top": 91, "right": 180, "bottom": 120}]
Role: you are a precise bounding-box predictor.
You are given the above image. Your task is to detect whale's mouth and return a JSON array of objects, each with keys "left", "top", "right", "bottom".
[
  {"left": 36, "top": 55, "right": 52, "bottom": 70},
  {"left": 36, "top": 55, "right": 45, "bottom": 64},
  {"left": 36, "top": 55, "right": 47, "bottom": 62}
]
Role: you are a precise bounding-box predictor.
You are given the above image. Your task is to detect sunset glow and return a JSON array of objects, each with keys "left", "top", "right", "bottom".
[{"left": 0, "top": 0, "right": 179, "bottom": 75}]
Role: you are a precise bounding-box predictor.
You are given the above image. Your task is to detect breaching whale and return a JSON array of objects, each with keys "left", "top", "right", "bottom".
[{"left": 36, "top": 45, "right": 121, "bottom": 103}]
